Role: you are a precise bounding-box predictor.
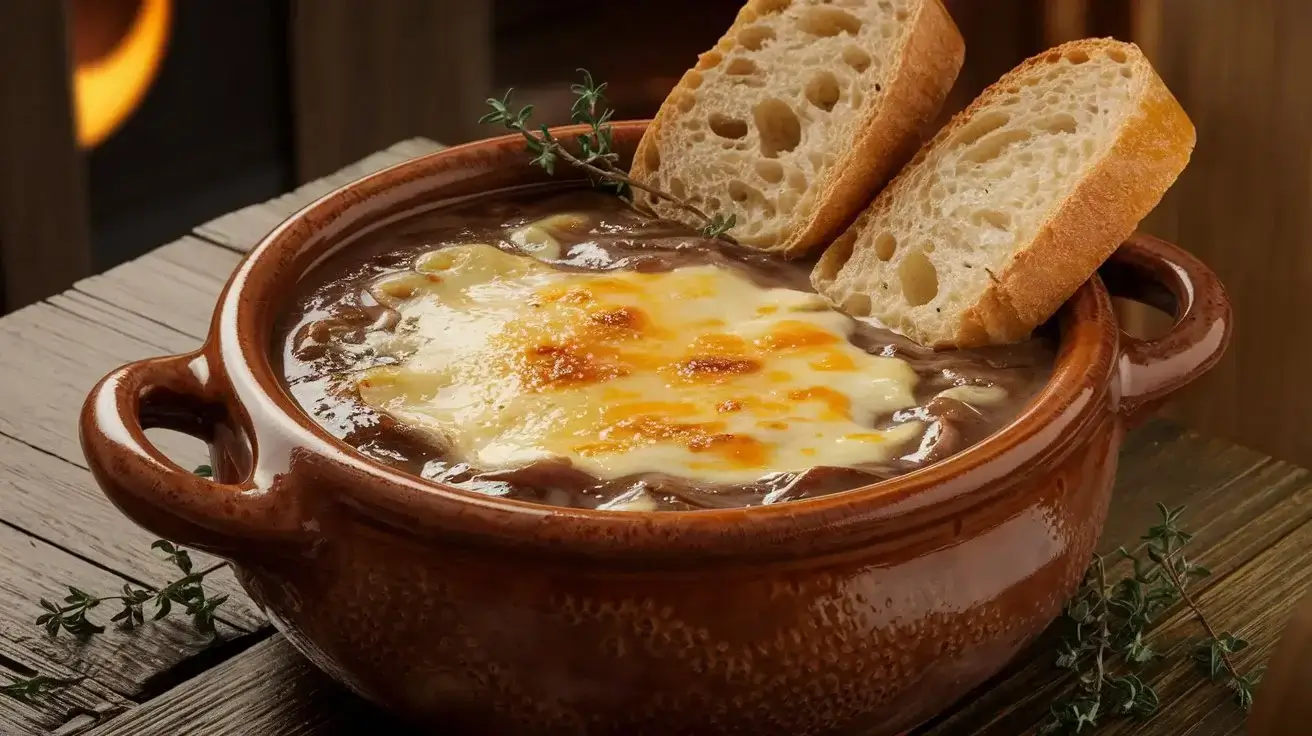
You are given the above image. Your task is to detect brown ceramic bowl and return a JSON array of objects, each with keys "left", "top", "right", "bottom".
[{"left": 79, "top": 121, "right": 1231, "bottom": 735}]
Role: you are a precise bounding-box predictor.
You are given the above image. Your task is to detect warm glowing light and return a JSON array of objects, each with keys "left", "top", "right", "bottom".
[{"left": 73, "top": 0, "right": 172, "bottom": 149}]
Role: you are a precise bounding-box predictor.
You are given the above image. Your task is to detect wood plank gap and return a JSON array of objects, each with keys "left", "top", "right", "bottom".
[
  {"left": 42, "top": 298, "right": 182, "bottom": 355},
  {"left": 78, "top": 635, "right": 403, "bottom": 736},
  {"left": 65, "top": 288, "right": 203, "bottom": 343},
  {"left": 0, "top": 424, "right": 91, "bottom": 472},
  {"left": 0, "top": 522, "right": 246, "bottom": 722},
  {"left": 131, "top": 628, "right": 275, "bottom": 705},
  {"left": 44, "top": 292, "right": 190, "bottom": 357},
  {"left": 0, "top": 421, "right": 265, "bottom": 631}
]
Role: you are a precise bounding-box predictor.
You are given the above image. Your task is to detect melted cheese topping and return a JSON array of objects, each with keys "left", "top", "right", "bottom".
[{"left": 355, "top": 244, "right": 924, "bottom": 484}]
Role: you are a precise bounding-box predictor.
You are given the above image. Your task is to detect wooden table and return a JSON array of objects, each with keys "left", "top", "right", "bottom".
[{"left": 0, "top": 138, "right": 1301, "bottom": 735}]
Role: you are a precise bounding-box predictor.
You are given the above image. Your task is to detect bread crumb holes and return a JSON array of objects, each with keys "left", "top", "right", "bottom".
[
  {"left": 755, "top": 160, "right": 784, "bottom": 183},
  {"left": 842, "top": 46, "right": 871, "bottom": 72},
  {"left": 738, "top": 25, "right": 776, "bottom": 51},
  {"left": 643, "top": 145, "right": 660, "bottom": 172},
  {"left": 727, "top": 57, "right": 759, "bottom": 76},
  {"left": 874, "top": 233, "right": 896, "bottom": 261},
  {"left": 898, "top": 251, "right": 938, "bottom": 306},
  {"left": 805, "top": 71, "right": 841, "bottom": 111},
  {"left": 754, "top": 98, "right": 802, "bottom": 157},
  {"left": 798, "top": 6, "right": 862, "bottom": 36},
  {"left": 708, "top": 113, "right": 749, "bottom": 140}
]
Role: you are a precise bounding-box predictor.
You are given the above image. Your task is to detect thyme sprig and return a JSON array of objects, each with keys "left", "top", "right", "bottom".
[
  {"left": 1, "top": 466, "right": 231, "bottom": 706},
  {"left": 1041, "top": 504, "right": 1262, "bottom": 733},
  {"left": 480, "top": 69, "right": 737, "bottom": 240},
  {"left": 0, "top": 675, "right": 83, "bottom": 704},
  {"left": 37, "top": 540, "right": 228, "bottom": 637}
]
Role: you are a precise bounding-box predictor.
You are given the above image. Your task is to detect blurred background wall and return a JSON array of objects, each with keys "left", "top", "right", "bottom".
[{"left": 0, "top": 0, "right": 1304, "bottom": 467}]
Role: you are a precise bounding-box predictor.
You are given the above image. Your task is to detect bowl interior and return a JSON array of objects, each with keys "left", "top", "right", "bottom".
[{"left": 215, "top": 121, "right": 1119, "bottom": 561}]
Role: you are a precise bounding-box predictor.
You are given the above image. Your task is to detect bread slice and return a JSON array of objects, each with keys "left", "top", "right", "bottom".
[
  {"left": 811, "top": 38, "right": 1196, "bottom": 348},
  {"left": 629, "top": 0, "right": 963, "bottom": 258}
]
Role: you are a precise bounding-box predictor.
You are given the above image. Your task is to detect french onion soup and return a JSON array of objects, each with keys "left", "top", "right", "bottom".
[{"left": 275, "top": 189, "right": 1055, "bottom": 511}]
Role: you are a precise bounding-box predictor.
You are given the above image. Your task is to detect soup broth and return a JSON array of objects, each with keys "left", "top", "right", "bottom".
[{"left": 275, "top": 188, "right": 1056, "bottom": 511}]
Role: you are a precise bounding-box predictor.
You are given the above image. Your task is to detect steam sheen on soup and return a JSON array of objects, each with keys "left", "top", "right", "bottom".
[{"left": 275, "top": 189, "right": 1056, "bottom": 511}]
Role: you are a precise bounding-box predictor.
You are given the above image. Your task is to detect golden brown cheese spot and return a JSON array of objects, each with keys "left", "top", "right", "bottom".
[
  {"left": 577, "top": 415, "right": 774, "bottom": 469},
  {"left": 517, "top": 342, "right": 629, "bottom": 390},
  {"left": 767, "top": 370, "right": 793, "bottom": 383},
  {"left": 800, "top": 447, "right": 817, "bottom": 457},
  {"left": 756, "top": 319, "right": 842, "bottom": 351},
  {"left": 670, "top": 356, "right": 762, "bottom": 382},
  {"left": 716, "top": 399, "right": 743, "bottom": 413},
  {"left": 758, "top": 420, "right": 790, "bottom": 430},
  {"left": 810, "top": 349, "right": 858, "bottom": 372},
  {"left": 789, "top": 386, "right": 852, "bottom": 420},
  {"left": 687, "top": 432, "right": 770, "bottom": 467},
  {"left": 689, "top": 332, "right": 750, "bottom": 354},
  {"left": 501, "top": 300, "right": 661, "bottom": 390},
  {"left": 756, "top": 305, "right": 779, "bottom": 316},
  {"left": 587, "top": 306, "right": 656, "bottom": 341},
  {"left": 537, "top": 285, "right": 595, "bottom": 305}
]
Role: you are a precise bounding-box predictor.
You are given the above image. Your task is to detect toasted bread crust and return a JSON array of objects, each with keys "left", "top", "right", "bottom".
[
  {"left": 630, "top": 0, "right": 964, "bottom": 259},
  {"left": 813, "top": 38, "right": 1196, "bottom": 348}
]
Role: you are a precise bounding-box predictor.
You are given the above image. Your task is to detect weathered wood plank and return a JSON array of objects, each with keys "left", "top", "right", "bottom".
[
  {"left": 194, "top": 138, "right": 446, "bottom": 253},
  {"left": 0, "top": 238, "right": 235, "bottom": 466},
  {"left": 0, "top": 635, "right": 130, "bottom": 736},
  {"left": 73, "top": 241, "right": 233, "bottom": 341},
  {"left": 0, "top": 425, "right": 262, "bottom": 633},
  {"left": 917, "top": 423, "right": 1312, "bottom": 735},
  {"left": 46, "top": 292, "right": 189, "bottom": 355},
  {"left": 0, "top": 522, "right": 248, "bottom": 734},
  {"left": 1095, "top": 509, "right": 1312, "bottom": 734},
  {"left": 80, "top": 637, "right": 398, "bottom": 736},
  {"left": 0, "top": 239, "right": 265, "bottom": 638}
]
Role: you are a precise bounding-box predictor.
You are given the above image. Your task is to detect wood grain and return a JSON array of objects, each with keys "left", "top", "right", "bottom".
[
  {"left": 0, "top": 0, "right": 92, "bottom": 311},
  {"left": 80, "top": 637, "right": 400, "bottom": 736},
  {"left": 916, "top": 422, "right": 1312, "bottom": 735},
  {"left": 1134, "top": 0, "right": 1312, "bottom": 468},
  {"left": 195, "top": 138, "right": 446, "bottom": 252},
  {"left": 0, "top": 520, "right": 247, "bottom": 734},
  {"left": 0, "top": 639, "right": 130, "bottom": 736}
]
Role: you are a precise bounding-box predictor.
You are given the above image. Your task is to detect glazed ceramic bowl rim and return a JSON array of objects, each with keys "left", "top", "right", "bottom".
[{"left": 215, "top": 121, "right": 1118, "bottom": 558}]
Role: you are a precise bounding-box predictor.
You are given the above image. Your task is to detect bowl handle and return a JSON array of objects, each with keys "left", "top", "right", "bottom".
[
  {"left": 79, "top": 351, "right": 309, "bottom": 553},
  {"left": 1101, "top": 233, "right": 1233, "bottom": 427}
]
